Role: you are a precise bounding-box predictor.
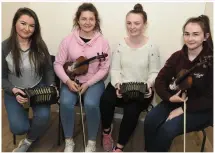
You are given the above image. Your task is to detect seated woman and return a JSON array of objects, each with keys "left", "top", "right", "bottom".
[
  {"left": 54, "top": 3, "right": 110, "bottom": 152},
  {"left": 2, "top": 7, "right": 56, "bottom": 152},
  {"left": 100, "top": 3, "right": 160, "bottom": 152},
  {"left": 144, "top": 15, "right": 213, "bottom": 152}
]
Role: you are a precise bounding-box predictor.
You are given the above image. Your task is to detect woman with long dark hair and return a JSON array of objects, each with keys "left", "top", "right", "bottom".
[{"left": 2, "top": 7, "right": 55, "bottom": 152}]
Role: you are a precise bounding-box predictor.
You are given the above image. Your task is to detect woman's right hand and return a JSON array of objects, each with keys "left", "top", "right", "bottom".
[
  {"left": 12, "top": 88, "right": 28, "bottom": 104},
  {"left": 169, "top": 90, "right": 187, "bottom": 103},
  {"left": 115, "top": 83, "right": 122, "bottom": 98},
  {"left": 66, "top": 79, "right": 80, "bottom": 92}
]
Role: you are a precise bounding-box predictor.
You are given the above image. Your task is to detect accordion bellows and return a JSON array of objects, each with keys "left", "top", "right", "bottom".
[
  {"left": 119, "top": 82, "right": 147, "bottom": 100},
  {"left": 24, "top": 86, "right": 58, "bottom": 106}
]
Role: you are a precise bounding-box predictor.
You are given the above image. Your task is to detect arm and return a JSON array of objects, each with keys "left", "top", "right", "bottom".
[
  {"left": 147, "top": 45, "right": 161, "bottom": 88},
  {"left": 54, "top": 38, "right": 70, "bottom": 84},
  {"left": 110, "top": 44, "right": 122, "bottom": 88},
  {"left": 155, "top": 52, "right": 178, "bottom": 101},
  {"left": 86, "top": 40, "right": 111, "bottom": 86},
  {"left": 2, "top": 41, "right": 15, "bottom": 95}
]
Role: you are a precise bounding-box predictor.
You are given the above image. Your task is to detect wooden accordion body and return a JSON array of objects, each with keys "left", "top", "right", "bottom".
[
  {"left": 119, "top": 82, "right": 147, "bottom": 100},
  {"left": 24, "top": 86, "right": 58, "bottom": 106}
]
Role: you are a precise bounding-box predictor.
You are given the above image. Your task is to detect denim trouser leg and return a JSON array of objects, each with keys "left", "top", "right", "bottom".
[
  {"left": 144, "top": 101, "right": 213, "bottom": 152},
  {"left": 84, "top": 81, "right": 105, "bottom": 140},
  {"left": 60, "top": 84, "right": 78, "bottom": 138},
  {"left": 4, "top": 92, "right": 50, "bottom": 141},
  {"left": 60, "top": 81, "right": 105, "bottom": 140}
]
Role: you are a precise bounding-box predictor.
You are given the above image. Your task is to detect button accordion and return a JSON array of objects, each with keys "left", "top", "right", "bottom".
[
  {"left": 18, "top": 86, "right": 58, "bottom": 108},
  {"left": 119, "top": 82, "right": 148, "bottom": 101}
]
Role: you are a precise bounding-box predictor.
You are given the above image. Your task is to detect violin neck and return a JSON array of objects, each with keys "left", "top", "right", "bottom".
[{"left": 75, "top": 56, "right": 97, "bottom": 68}]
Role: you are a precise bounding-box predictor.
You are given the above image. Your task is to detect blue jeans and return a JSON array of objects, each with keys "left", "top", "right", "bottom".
[
  {"left": 4, "top": 83, "right": 51, "bottom": 141},
  {"left": 60, "top": 81, "right": 105, "bottom": 140},
  {"left": 144, "top": 101, "right": 213, "bottom": 152}
]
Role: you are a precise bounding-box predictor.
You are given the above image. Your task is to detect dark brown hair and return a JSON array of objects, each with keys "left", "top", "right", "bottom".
[
  {"left": 8, "top": 7, "right": 50, "bottom": 77},
  {"left": 126, "top": 3, "right": 147, "bottom": 23},
  {"left": 73, "top": 3, "right": 101, "bottom": 33},
  {"left": 183, "top": 15, "right": 213, "bottom": 52}
]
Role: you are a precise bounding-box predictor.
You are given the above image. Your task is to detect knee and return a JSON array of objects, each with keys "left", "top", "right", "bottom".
[
  {"left": 10, "top": 121, "right": 29, "bottom": 135},
  {"left": 84, "top": 99, "right": 100, "bottom": 109},
  {"left": 60, "top": 97, "right": 76, "bottom": 110}
]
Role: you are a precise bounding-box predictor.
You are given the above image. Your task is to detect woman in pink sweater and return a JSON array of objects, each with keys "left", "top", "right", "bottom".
[{"left": 54, "top": 3, "right": 110, "bottom": 152}]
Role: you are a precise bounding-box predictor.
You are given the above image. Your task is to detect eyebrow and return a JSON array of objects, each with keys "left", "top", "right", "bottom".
[{"left": 20, "top": 20, "right": 35, "bottom": 26}]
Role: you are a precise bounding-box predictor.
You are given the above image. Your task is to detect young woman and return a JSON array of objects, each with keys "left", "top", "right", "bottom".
[
  {"left": 100, "top": 4, "right": 160, "bottom": 152},
  {"left": 2, "top": 7, "right": 55, "bottom": 152},
  {"left": 144, "top": 15, "right": 213, "bottom": 152},
  {"left": 54, "top": 3, "right": 110, "bottom": 152}
]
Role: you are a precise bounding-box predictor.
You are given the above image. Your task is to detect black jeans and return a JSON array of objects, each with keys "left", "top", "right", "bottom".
[
  {"left": 144, "top": 101, "right": 213, "bottom": 152},
  {"left": 100, "top": 82, "right": 153, "bottom": 146}
]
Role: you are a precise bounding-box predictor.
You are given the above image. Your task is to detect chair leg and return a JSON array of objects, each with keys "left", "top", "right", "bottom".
[
  {"left": 58, "top": 107, "right": 61, "bottom": 146},
  {"left": 201, "top": 129, "right": 206, "bottom": 152},
  {"left": 13, "top": 134, "right": 16, "bottom": 145}
]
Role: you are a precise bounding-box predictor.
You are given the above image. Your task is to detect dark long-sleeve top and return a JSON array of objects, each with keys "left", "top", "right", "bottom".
[
  {"left": 155, "top": 43, "right": 213, "bottom": 112},
  {"left": 2, "top": 39, "right": 56, "bottom": 95}
]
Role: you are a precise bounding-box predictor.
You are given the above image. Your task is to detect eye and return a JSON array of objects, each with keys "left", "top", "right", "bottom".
[{"left": 21, "top": 22, "right": 26, "bottom": 25}]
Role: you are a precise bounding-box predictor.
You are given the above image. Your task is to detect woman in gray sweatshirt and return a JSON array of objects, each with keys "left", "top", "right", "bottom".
[{"left": 2, "top": 7, "right": 55, "bottom": 152}]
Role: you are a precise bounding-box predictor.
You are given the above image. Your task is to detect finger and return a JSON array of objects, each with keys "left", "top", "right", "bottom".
[
  {"left": 17, "top": 89, "right": 26, "bottom": 95},
  {"left": 176, "top": 90, "right": 182, "bottom": 96}
]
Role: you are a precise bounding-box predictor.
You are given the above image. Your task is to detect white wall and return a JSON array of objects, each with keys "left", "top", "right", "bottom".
[
  {"left": 2, "top": 2, "right": 210, "bottom": 66},
  {"left": 204, "top": 2, "right": 213, "bottom": 38},
  {"left": 2, "top": 2, "right": 30, "bottom": 40}
]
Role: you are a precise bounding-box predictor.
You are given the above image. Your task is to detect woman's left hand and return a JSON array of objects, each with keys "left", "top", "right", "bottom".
[
  {"left": 79, "top": 83, "right": 89, "bottom": 94},
  {"left": 166, "top": 107, "right": 183, "bottom": 121},
  {"left": 144, "top": 84, "right": 152, "bottom": 98}
]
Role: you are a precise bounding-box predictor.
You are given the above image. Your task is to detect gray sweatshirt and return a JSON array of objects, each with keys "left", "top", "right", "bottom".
[{"left": 2, "top": 39, "right": 56, "bottom": 95}]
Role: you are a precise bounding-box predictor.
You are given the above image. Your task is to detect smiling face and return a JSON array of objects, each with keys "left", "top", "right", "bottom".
[
  {"left": 183, "top": 22, "right": 207, "bottom": 51},
  {"left": 126, "top": 13, "right": 146, "bottom": 37},
  {"left": 78, "top": 10, "right": 96, "bottom": 33},
  {"left": 15, "top": 14, "right": 35, "bottom": 40}
]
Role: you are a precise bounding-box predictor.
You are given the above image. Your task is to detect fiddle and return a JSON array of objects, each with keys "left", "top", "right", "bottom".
[
  {"left": 63, "top": 52, "right": 108, "bottom": 80},
  {"left": 169, "top": 55, "right": 212, "bottom": 93}
]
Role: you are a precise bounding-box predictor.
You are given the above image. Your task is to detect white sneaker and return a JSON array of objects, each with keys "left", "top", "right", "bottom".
[
  {"left": 64, "top": 138, "right": 75, "bottom": 152},
  {"left": 13, "top": 139, "right": 32, "bottom": 152},
  {"left": 85, "top": 140, "right": 96, "bottom": 152}
]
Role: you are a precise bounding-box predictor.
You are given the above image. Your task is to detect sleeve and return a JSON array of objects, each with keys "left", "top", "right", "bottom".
[
  {"left": 186, "top": 65, "right": 213, "bottom": 112},
  {"left": 147, "top": 45, "right": 161, "bottom": 88},
  {"left": 54, "top": 38, "right": 70, "bottom": 84},
  {"left": 86, "top": 40, "right": 111, "bottom": 86},
  {"left": 155, "top": 52, "right": 178, "bottom": 101},
  {"left": 110, "top": 44, "right": 122, "bottom": 87},
  {"left": 2, "top": 41, "right": 15, "bottom": 95}
]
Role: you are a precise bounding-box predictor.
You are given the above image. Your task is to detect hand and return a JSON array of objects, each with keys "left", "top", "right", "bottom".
[
  {"left": 12, "top": 88, "right": 28, "bottom": 104},
  {"left": 169, "top": 90, "right": 187, "bottom": 103},
  {"left": 166, "top": 107, "right": 183, "bottom": 121},
  {"left": 115, "top": 83, "right": 122, "bottom": 98},
  {"left": 79, "top": 83, "right": 89, "bottom": 94},
  {"left": 66, "top": 79, "right": 80, "bottom": 92},
  {"left": 50, "top": 84, "right": 59, "bottom": 97},
  {"left": 144, "top": 84, "right": 152, "bottom": 98}
]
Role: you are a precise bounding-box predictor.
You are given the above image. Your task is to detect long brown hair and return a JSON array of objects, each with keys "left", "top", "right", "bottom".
[
  {"left": 73, "top": 3, "right": 102, "bottom": 33},
  {"left": 8, "top": 7, "right": 50, "bottom": 77}
]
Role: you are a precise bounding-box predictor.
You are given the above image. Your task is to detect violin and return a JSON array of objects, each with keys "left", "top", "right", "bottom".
[
  {"left": 63, "top": 52, "right": 108, "bottom": 80},
  {"left": 169, "top": 55, "right": 212, "bottom": 93}
]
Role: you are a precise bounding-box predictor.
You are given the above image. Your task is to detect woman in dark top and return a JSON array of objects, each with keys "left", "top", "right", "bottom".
[
  {"left": 2, "top": 7, "right": 55, "bottom": 152},
  {"left": 144, "top": 15, "right": 213, "bottom": 152}
]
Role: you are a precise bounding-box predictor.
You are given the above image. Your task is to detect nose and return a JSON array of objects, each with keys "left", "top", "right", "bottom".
[{"left": 24, "top": 25, "right": 30, "bottom": 31}]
